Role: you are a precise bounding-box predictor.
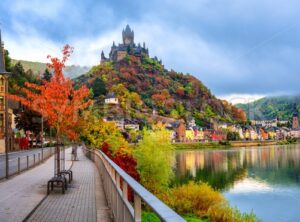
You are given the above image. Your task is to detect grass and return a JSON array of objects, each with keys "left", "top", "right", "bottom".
[
  {"left": 142, "top": 211, "right": 208, "bottom": 222},
  {"left": 171, "top": 142, "right": 228, "bottom": 150}
]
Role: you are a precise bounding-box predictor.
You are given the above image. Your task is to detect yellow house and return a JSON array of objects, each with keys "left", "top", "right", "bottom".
[{"left": 185, "top": 130, "right": 195, "bottom": 141}]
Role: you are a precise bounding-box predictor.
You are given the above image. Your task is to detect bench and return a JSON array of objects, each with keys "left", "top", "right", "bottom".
[
  {"left": 60, "top": 170, "right": 73, "bottom": 183},
  {"left": 47, "top": 175, "right": 67, "bottom": 194}
]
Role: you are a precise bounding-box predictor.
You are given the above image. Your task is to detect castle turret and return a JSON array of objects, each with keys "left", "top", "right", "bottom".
[
  {"left": 100, "top": 50, "right": 107, "bottom": 63},
  {"left": 122, "top": 25, "right": 134, "bottom": 45}
]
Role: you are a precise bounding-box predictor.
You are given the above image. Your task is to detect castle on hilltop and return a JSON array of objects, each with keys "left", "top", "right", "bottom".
[{"left": 101, "top": 25, "right": 161, "bottom": 63}]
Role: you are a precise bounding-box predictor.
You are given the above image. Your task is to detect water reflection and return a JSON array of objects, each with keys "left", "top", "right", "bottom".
[
  {"left": 174, "top": 145, "right": 300, "bottom": 222},
  {"left": 174, "top": 145, "right": 300, "bottom": 190}
]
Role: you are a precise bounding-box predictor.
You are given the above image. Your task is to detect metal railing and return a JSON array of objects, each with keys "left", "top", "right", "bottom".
[
  {"left": 83, "top": 147, "right": 185, "bottom": 222},
  {"left": 0, "top": 147, "right": 55, "bottom": 180}
]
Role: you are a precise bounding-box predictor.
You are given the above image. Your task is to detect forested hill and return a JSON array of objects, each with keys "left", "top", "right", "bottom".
[
  {"left": 236, "top": 96, "right": 300, "bottom": 120},
  {"left": 74, "top": 54, "right": 246, "bottom": 125},
  {"left": 11, "top": 59, "right": 89, "bottom": 79}
]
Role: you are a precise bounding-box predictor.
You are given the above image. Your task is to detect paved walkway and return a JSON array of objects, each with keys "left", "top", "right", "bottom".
[
  {"left": 26, "top": 148, "right": 112, "bottom": 222},
  {"left": 0, "top": 148, "right": 71, "bottom": 222}
]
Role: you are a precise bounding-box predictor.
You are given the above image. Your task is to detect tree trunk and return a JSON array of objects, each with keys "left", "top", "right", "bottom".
[{"left": 56, "top": 134, "right": 60, "bottom": 175}]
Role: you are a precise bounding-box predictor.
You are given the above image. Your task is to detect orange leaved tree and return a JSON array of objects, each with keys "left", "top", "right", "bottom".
[{"left": 9, "top": 45, "right": 92, "bottom": 175}]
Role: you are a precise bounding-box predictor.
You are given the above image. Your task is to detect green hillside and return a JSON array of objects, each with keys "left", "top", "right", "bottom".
[
  {"left": 236, "top": 96, "right": 300, "bottom": 120},
  {"left": 75, "top": 54, "right": 246, "bottom": 125},
  {"left": 11, "top": 59, "right": 90, "bottom": 79}
]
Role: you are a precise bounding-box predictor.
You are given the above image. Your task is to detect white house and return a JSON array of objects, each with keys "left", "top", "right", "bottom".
[{"left": 105, "top": 92, "right": 118, "bottom": 105}]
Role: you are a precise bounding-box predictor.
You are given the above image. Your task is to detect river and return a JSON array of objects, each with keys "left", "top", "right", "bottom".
[{"left": 174, "top": 144, "right": 300, "bottom": 222}]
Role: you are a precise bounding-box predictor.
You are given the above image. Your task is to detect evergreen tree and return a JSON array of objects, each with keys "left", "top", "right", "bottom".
[
  {"left": 4, "top": 49, "right": 12, "bottom": 72},
  {"left": 42, "top": 68, "right": 52, "bottom": 81},
  {"left": 92, "top": 77, "right": 107, "bottom": 97},
  {"left": 9, "top": 62, "right": 26, "bottom": 93}
]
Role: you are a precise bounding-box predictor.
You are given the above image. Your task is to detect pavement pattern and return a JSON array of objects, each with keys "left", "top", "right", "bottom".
[
  {"left": 0, "top": 148, "right": 71, "bottom": 222},
  {"left": 26, "top": 148, "right": 112, "bottom": 222}
]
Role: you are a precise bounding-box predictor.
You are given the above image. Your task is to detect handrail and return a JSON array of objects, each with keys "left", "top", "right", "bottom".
[{"left": 83, "top": 147, "right": 185, "bottom": 222}]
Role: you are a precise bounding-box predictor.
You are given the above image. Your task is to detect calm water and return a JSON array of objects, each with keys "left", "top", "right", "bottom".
[{"left": 174, "top": 145, "right": 300, "bottom": 222}]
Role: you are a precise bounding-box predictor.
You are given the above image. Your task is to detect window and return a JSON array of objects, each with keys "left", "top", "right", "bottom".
[{"left": 0, "top": 114, "right": 3, "bottom": 127}]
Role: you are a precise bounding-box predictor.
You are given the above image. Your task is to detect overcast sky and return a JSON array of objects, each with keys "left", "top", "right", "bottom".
[{"left": 1, "top": 0, "right": 300, "bottom": 103}]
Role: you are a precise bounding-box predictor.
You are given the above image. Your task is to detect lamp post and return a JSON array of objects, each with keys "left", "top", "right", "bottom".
[{"left": 4, "top": 74, "right": 9, "bottom": 179}]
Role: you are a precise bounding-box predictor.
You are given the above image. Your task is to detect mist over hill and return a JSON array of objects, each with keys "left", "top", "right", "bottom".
[
  {"left": 236, "top": 96, "right": 300, "bottom": 120},
  {"left": 11, "top": 59, "right": 90, "bottom": 79}
]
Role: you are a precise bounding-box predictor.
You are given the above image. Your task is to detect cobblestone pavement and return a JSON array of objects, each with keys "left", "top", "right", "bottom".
[
  {"left": 0, "top": 148, "right": 72, "bottom": 222},
  {"left": 27, "top": 148, "right": 112, "bottom": 222}
]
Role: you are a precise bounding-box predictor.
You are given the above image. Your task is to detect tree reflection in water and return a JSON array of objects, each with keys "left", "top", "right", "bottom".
[{"left": 173, "top": 145, "right": 300, "bottom": 190}]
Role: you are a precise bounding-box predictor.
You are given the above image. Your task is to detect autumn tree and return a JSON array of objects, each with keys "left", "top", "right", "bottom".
[{"left": 10, "top": 45, "right": 92, "bottom": 174}]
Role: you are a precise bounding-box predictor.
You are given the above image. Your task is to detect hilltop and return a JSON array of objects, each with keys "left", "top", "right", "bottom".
[
  {"left": 11, "top": 59, "right": 89, "bottom": 79},
  {"left": 74, "top": 25, "right": 245, "bottom": 126},
  {"left": 237, "top": 96, "right": 300, "bottom": 120}
]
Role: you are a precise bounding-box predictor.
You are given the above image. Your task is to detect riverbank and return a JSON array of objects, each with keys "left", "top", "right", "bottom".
[{"left": 172, "top": 140, "right": 299, "bottom": 150}]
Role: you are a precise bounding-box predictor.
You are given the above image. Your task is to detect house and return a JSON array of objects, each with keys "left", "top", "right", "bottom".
[
  {"left": 243, "top": 126, "right": 258, "bottom": 140},
  {"left": 185, "top": 130, "right": 195, "bottom": 141},
  {"left": 124, "top": 119, "right": 140, "bottom": 131},
  {"left": 103, "top": 117, "right": 124, "bottom": 130},
  {"left": 290, "top": 129, "right": 300, "bottom": 138},
  {"left": 251, "top": 119, "right": 277, "bottom": 127},
  {"left": 172, "top": 119, "right": 186, "bottom": 142},
  {"left": 186, "top": 117, "right": 196, "bottom": 130},
  {"left": 105, "top": 92, "right": 118, "bottom": 105},
  {"left": 260, "top": 128, "right": 268, "bottom": 140}
]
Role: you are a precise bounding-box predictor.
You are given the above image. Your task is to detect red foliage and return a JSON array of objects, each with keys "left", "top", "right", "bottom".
[
  {"left": 176, "top": 87, "right": 185, "bottom": 96},
  {"left": 9, "top": 45, "right": 92, "bottom": 140},
  {"left": 101, "top": 142, "right": 140, "bottom": 201}
]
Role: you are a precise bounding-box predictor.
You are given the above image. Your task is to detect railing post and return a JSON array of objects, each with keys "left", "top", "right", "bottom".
[
  {"left": 122, "top": 181, "right": 128, "bottom": 201},
  {"left": 116, "top": 174, "right": 120, "bottom": 189},
  {"left": 18, "top": 157, "right": 20, "bottom": 173},
  {"left": 27, "top": 156, "right": 29, "bottom": 169},
  {"left": 134, "top": 193, "right": 142, "bottom": 222}
]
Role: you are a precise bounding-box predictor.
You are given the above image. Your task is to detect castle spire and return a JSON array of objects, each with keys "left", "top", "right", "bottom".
[
  {"left": 122, "top": 24, "right": 134, "bottom": 45},
  {"left": 0, "top": 29, "right": 8, "bottom": 74}
]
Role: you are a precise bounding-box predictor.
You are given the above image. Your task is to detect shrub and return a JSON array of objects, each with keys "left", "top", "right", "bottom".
[
  {"left": 166, "top": 182, "right": 224, "bottom": 217},
  {"left": 208, "top": 203, "right": 260, "bottom": 222}
]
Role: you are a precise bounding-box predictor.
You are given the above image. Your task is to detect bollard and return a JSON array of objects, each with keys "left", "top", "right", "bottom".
[
  {"left": 38, "top": 153, "right": 40, "bottom": 163},
  {"left": 27, "top": 156, "right": 29, "bottom": 169},
  {"left": 34, "top": 154, "right": 36, "bottom": 165},
  {"left": 18, "top": 157, "right": 20, "bottom": 173}
]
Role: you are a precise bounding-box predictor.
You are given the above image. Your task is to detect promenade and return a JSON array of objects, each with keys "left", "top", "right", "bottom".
[{"left": 0, "top": 147, "right": 111, "bottom": 222}]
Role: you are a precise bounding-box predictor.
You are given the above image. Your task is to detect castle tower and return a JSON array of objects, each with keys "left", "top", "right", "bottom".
[
  {"left": 292, "top": 104, "right": 299, "bottom": 129},
  {"left": 122, "top": 25, "right": 134, "bottom": 45}
]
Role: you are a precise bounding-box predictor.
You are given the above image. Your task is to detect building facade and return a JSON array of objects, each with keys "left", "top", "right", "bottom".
[{"left": 0, "top": 31, "right": 11, "bottom": 153}]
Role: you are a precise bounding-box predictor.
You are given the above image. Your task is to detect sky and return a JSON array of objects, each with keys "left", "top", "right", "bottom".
[{"left": 1, "top": 0, "right": 300, "bottom": 104}]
